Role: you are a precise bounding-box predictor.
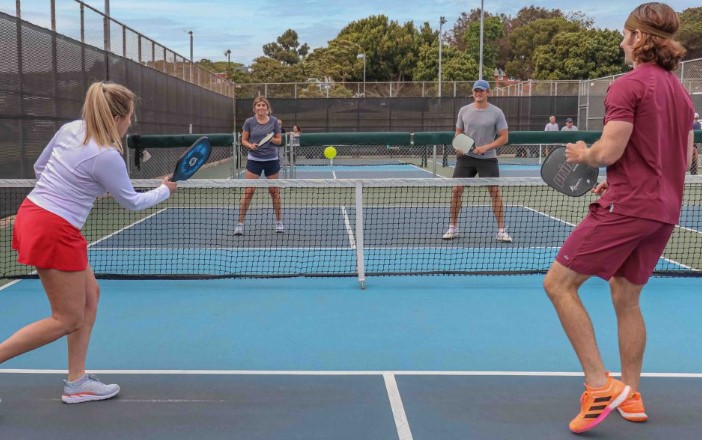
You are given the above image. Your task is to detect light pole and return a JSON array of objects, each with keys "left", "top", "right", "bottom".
[
  {"left": 104, "top": 0, "right": 110, "bottom": 52},
  {"left": 479, "top": 0, "right": 484, "bottom": 80},
  {"left": 188, "top": 30, "right": 193, "bottom": 134},
  {"left": 357, "top": 53, "right": 366, "bottom": 97},
  {"left": 438, "top": 16, "right": 446, "bottom": 97},
  {"left": 188, "top": 30, "right": 194, "bottom": 81}
]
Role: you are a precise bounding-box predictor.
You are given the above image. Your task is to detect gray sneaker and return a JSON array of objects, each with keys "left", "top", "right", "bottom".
[
  {"left": 442, "top": 225, "right": 459, "bottom": 240},
  {"left": 62, "top": 374, "right": 120, "bottom": 404},
  {"left": 495, "top": 229, "right": 513, "bottom": 243}
]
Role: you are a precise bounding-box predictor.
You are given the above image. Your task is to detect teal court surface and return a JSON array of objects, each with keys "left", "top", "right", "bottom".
[{"left": 1, "top": 274, "right": 702, "bottom": 440}]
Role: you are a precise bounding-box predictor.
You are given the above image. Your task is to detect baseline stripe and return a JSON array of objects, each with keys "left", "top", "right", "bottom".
[{"left": 2, "top": 370, "right": 702, "bottom": 377}]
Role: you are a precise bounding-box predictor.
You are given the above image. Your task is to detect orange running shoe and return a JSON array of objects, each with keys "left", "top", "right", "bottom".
[
  {"left": 569, "top": 373, "right": 631, "bottom": 434},
  {"left": 617, "top": 392, "right": 648, "bottom": 422}
]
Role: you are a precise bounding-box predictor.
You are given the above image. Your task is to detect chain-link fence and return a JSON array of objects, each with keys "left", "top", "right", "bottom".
[
  {"left": 237, "top": 96, "right": 579, "bottom": 133},
  {"left": 579, "top": 58, "right": 702, "bottom": 130},
  {"left": 1, "top": 1, "right": 235, "bottom": 178},
  {"left": 0, "top": 1, "right": 234, "bottom": 98},
  {"left": 235, "top": 79, "right": 583, "bottom": 99}
]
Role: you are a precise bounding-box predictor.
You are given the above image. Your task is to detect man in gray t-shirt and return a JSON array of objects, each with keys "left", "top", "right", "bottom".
[{"left": 443, "top": 79, "right": 512, "bottom": 242}]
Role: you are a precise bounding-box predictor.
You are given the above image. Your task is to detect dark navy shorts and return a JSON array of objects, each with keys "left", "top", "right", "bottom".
[
  {"left": 453, "top": 156, "right": 499, "bottom": 178},
  {"left": 246, "top": 159, "right": 281, "bottom": 177}
]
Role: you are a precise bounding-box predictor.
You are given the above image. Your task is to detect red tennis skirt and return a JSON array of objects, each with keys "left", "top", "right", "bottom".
[{"left": 11, "top": 198, "right": 88, "bottom": 271}]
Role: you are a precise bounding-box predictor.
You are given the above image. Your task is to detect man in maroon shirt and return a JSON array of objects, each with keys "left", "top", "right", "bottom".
[{"left": 543, "top": 2, "right": 695, "bottom": 434}]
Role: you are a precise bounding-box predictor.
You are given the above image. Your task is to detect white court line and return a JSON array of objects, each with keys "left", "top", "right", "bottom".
[
  {"left": 2, "top": 209, "right": 167, "bottom": 290},
  {"left": 521, "top": 205, "right": 696, "bottom": 271},
  {"left": 2, "top": 370, "right": 702, "bottom": 377},
  {"left": 521, "top": 205, "right": 578, "bottom": 228},
  {"left": 429, "top": 159, "right": 454, "bottom": 172},
  {"left": 384, "top": 373, "right": 414, "bottom": 440},
  {"left": 34, "top": 398, "right": 227, "bottom": 403},
  {"left": 0, "top": 279, "right": 23, "bottom": 292},
  {"left": 90, "top": 247, "right": 362, "bottom": 251},
  {"left": 407, "top": 163, "right": 439, "bottom": 178},
  {"left": 676, "top": 224, "right": 702, "bottom": 235},
  {"left": 341, "top": 206, "right": 356, "bottom": 249},
  {"left": 88, "top": 208, "right": 167, "bottom": 247},
  {"left": 89, "top": 245, "right": 563, "bottom": 251}
]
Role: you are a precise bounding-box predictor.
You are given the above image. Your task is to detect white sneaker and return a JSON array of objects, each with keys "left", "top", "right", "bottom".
[
  {"left": 442, "top": 225, "right": 459, "bottom": 240},
  {"left": 275, "top": 221, "right": 284, "bottom": 233},
  {"left": 62, "top": 374, "right": 120, "bottom": 404},
  {"left": 234, "top": 223, "right": 244, "bottom": 236},
  {"left": 496, "top": 229, "right": 513, "bottom": 242}
]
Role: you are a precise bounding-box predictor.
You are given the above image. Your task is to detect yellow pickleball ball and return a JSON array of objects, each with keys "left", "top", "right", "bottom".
[{"left": 324, "top": 146, "right": 337, "bottom": 160}]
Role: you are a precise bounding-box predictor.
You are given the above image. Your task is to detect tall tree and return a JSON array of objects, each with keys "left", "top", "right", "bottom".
[
  {"left": 416, "top": 21, "right": 437, "bottom": 49},
  {"left": 678, "top": 7, "right": 702, "bottom": 60},
  {"left": 463, "top": 15, "right": 504, "bottom": 78},
  {"left": 533, "top": 29, "right": 626, "bottom": 79},
  {"left": 196, "top": 58, "right": 249, "bottom": 82},
  {"left": 335, "top": 15, "right": 420, "bottom": 81},
  {"left": 505, "top": 17, "right": 583, "bottom": 79},
  {"left": 497, "top": 7, "right": 565, "bottom": 70},
  {"left": 249, "top": 56, "right": 305, "bottom": 83},
  {"left": 445, "top": 9, "right": 482, "bottom": 51},
  {"left": 262, "top": 29, "right": 310, "bottom": 65},
  {"left": 412, "top": 44, "right": 478, "bottom": 81},
  {"left": 304, "top": 42, "right": 364, "bottom": 82}
]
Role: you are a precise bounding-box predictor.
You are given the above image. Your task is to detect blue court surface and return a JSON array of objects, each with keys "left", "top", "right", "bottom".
[{"left": 1, "top": 274, "right": 701, "bottom": 439}]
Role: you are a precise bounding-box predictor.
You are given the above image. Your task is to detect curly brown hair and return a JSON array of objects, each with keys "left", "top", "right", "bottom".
[{"left": 625, "top": 2, "right": 686, "bottom": 71}]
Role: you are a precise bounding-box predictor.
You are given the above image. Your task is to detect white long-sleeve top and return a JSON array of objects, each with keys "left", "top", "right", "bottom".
[{"left": 28, "top": 120, "right": 171, "bottom": 229}]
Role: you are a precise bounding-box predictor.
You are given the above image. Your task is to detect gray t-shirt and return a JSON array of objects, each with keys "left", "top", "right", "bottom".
[
  {"left": 242, "top": 116, "right": 281, "bottom": 161},
  {"left": 561, "top": 125, "right": 578, "bottom": 131},
  {"left": 544, "top": 122, "right": 559, "bottom": 131},
  {"left": 455, "top": 103, "right": 508, "bottom": 159}
]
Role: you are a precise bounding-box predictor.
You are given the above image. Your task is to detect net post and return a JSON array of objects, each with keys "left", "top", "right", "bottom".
[
  {"left": 235, "top": 131, "right": 239, "bottom": 178},
  {"left": 433, "top": 145, "right": 437, "bottom": 176},
  {"left": 355, "top": 181, "right": 366, "bottom": 289},
  {"left": 125, "top": 135, "right": 131, "bottom": 176},
  {"left": 235, "top": 132, "right": 242, "bottom": 179},
  {"left": 539, "top": 144, "right": 544, "bottom": 165}
]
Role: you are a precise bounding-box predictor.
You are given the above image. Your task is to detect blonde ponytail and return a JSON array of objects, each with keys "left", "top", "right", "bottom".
[{"left": 82, "top": 82, "right": 135, "bottom": 153}]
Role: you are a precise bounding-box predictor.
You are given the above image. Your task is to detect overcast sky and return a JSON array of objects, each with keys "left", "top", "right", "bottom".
[{"left": 11, "top": 1, "right": 700, "bottom": 65}]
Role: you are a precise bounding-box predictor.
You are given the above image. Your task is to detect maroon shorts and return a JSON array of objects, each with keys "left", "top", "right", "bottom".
[
  {"left": 556, "top": 204, "right": 675, "bottom": 285},
  {"left": 11, "top": 198, "right": 88, "bottom": 271}
]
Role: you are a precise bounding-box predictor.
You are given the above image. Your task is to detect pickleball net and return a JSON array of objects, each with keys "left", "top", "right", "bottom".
[{"left": 2, "top": 177, "right": 701, "bottom": 284}]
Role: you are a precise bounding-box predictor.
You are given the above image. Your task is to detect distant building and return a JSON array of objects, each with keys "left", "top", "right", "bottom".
[{"left": 493, "top": 68, "right": 518, "bottom": 88}]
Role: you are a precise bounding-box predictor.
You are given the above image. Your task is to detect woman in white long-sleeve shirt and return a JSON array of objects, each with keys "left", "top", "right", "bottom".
[{"left": 1, "top": 82, "right": 177, "bottom": 405}]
